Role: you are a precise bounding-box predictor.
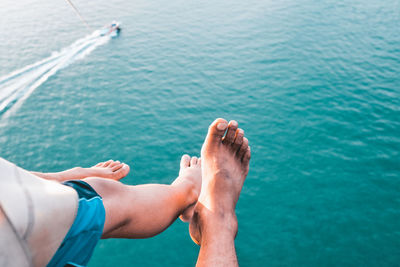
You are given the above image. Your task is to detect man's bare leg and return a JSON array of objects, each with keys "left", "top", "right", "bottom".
[
  {"left": 189, "top": 118, "right": 251, "bottom": 267},
  {"left": 30, "top": 160, "right": 130, "bottom": 182},
  {"left": 83, "top": 155, "right": 201, "bottom": 239}
]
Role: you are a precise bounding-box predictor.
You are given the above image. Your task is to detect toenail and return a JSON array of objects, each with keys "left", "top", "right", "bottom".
[{"left": 217, "top": 122, "right": 228, "bottom": 130}]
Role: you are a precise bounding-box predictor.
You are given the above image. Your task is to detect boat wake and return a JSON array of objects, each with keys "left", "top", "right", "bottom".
[{"left": 0, "top": 29, "right": 112, "bottom": 118}]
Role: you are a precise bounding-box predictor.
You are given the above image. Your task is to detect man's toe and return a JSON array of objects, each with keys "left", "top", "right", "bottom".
[
  {"left": 237, "top": 137, "right": 249, "bottom": 158},
  {"left": 232, "top": 129, "right": 244, "bottom": 151},
  {"left": 223, "top": 120, "right": 238, "bottom": 145},
  {"left": 242, "top": 147, "right": 251, "bottom": 165},
  {"left": 205, "top": 118, "right": 228, "bottom": 144}
]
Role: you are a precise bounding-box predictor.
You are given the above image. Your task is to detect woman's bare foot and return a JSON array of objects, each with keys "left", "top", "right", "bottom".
[
  {"left": 189, "top": 118, "right": 251, "bottom": 245},
  {"left": 30, "top": 160, "right": 130, "bottom": 182},
  {"left": 171, "top": 155, "right": 202, "bottom": 222},
  {"left": 90, "top": 160, "right": 130, "bottom": 181}
]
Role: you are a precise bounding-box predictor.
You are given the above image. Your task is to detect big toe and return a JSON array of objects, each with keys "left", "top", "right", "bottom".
[
  {"left": 113, "top": 163, "right": 130, "bottom": 180},
  {"left": 204, "top": 118, "right": 228, "bottom": 146},
  {"left": 180, "top": 154, "right": 191, "bottom": 169}
]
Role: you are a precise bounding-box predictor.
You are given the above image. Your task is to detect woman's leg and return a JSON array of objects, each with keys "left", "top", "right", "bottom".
[{"left": 30, "top": 160, "right": 130, "bottom": 182}]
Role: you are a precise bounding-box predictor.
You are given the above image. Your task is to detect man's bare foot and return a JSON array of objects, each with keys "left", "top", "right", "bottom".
[
  {"left": 189, "top": 118, "right": 251, "bottom": 245},
  {"left": 171, "top": 155, "right": 202, "bottom": 222},
  {"left": 90, "top": 160, "right": 130, "bottom": 181}
]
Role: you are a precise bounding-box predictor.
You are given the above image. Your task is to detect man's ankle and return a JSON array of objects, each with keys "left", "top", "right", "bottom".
[{"left": 194, "top": 204, "right": 238, "bottom": 242}]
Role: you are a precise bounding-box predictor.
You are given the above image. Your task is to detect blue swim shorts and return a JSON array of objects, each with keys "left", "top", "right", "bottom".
[{"left": 47, "top": 180, "right": 105, "bottom": 267}]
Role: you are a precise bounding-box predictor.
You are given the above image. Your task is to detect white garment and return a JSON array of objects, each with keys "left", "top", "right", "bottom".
[{"left": 0, "top": 158, "right": 78, "bottom": 267}]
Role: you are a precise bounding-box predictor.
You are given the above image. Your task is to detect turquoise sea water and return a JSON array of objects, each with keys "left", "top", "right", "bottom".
[{"left": 1, "top": 0, "right": 400, "bottom": 266}]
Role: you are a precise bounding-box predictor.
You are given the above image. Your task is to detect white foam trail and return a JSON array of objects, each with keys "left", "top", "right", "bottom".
[{"left": 0, "top": 29, "right": 111, "bottom": 118}]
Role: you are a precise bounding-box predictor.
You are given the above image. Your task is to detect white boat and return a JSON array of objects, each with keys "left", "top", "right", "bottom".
[{"left": 100, "top": 21, "right": 121, "bottom": 37}]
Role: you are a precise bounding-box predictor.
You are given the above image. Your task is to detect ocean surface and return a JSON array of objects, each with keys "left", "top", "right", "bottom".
[{"left": 1, "top": 0, "right": 399, "bottom": 266}]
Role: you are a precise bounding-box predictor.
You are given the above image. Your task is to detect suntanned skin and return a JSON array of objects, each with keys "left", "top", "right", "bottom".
[
  {"left": 31, "top": 158, "right": 202, "bottom": 238},
  {"left": 189, "top": 118, "right": 251, "bottom": 266},
  {"left": 30, "top": 160, "right": 130, "bottom": 182},
  {"left": 24, "top": 118, "right": 250, "bottom": 266},
  {"left": 83, "top": 156, "right": 201, "bottom": 238}
]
